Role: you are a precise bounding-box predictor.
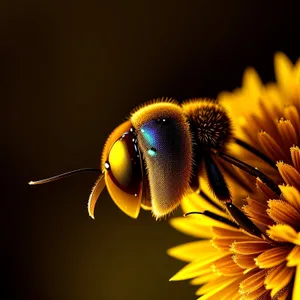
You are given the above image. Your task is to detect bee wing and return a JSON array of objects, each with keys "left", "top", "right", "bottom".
[{"left": 88, "top": 174, "right": 106, "bottom": 219}]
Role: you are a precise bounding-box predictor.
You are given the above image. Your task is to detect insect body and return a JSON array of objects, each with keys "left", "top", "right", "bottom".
[{"left": 29, "top": 98, "right": 280, "bottom": 237}]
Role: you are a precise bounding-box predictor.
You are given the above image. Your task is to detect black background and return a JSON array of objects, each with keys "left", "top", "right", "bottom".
[{"left": 2, "top": 1, "right": 300, "bottom": 299}]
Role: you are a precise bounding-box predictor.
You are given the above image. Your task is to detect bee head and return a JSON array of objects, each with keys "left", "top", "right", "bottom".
[{"left": 29, "top": 99, "right": 193, "bottom": 220}]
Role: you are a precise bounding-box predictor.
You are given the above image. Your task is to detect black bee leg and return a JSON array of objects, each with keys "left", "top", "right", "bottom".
[
  {"left": 234, "top": 138, "right": 277, "bottom": 169},
  {"left": 213, "top": 150, "right": 281, "bottom": 196},
  {"left": 204, "top": 153, "right": 263, "bottom": 238},
  {"left": 224, "top": 202, "right": 262, "bottom": 238},
  {"left": 185, "top": 211, "right": 239, "bottom": 228},
  {"left": 204, "top": 153, "right": 230, "bottom": 201},
  {"left": 199, "top": 190, "right": 224, "bottom": 210}
]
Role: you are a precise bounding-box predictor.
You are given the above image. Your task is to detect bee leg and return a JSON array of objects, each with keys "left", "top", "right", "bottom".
[
  {"left": 204, "top": 153, "right": 230, "bottom": 201},
  {"left": 185, "top": 211, "right": 239, "bottom": 228},
  {"left": 213, "top": 150, "right": 281, "bottom": 196},
  {"left": 204, "top": 153, "right": 263, "bottom": 238},
  {"left": 199, "top": 190, "right": 224, "bottom": 210},
  {"left": 234, "top": 138, "right": 277, "bottom": 169}
]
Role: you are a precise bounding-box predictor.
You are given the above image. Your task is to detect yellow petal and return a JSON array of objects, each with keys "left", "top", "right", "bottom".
[
  {"left": 267, "top": 224, "right": 300, "bottom": 245},
  {"left": 291, "top": 146, "right": 300, "bottom": 173},
  {"left": 267, "top": 199, "right": 300, "bottom": 229},
  {"left": 242, "top": 286, "right": 269, "bottom": 300},
  {"left": 190, "top": 272, "right": 219, "bottom": 286},
  {"left": 258, "top": 99, "right": 284, "bottom": 140},
  {"left": 293, "top": 265, "right": 300, "bottom": 300},
  {"left": 256, "top": 178, "right": 280, "bottom": 203},
  {"left": 182, "top": 214, "right": 237, "bottom": 231},
  {"left": 196, "top": 276, "right": 239, "bottom": 299},
  {"left": 277, "top": 162, "right": 300, "bottom": 190},
  {"left": 284, "top": 107, "right": 300, "bottom": 141},
  {"left": 276, "top": 286, "right": 292, "bottom": 300},
  {"left": 239, "top": 269, "right": 267, "bottom": 293},
  {"left": 295, "top": 57, "right": 300, "bottom": 80},
  {"left": 255, "top": 246, "right": 291, "bottom": 268},
  {"left": 212, "top": 255, "right": 244, "bottom": 276},
  {"left": 181, "top": 192, "right": 226, "bottom": 218},
  {"left": 220, "top": 279, "right": 245, "bottom": 300},
  {"left": 242, "top": 68, "right": 263, "bottom": 100},
  {"left": 233, "top": 253, "right": 257, "bottom": 269},
  {"left": 231, "top": 241, "right": 272, "bottom": 255},
  {"left": 265, "top": 263, "right": 294, "bottom": 298},
  {"left": 169, "top": 217, "right": 213, "bottom": 239},
  {"left": 280, "top": 184, "right": 300, "bottom": 213},
  {"left": 196, "top": 275, "right": 238, "bottom": 296},
  {"left": 169, "top": 254, "right": 227, "bottom": 281},
  {"left": 274, "top": 52, "right": 294, "bottom": 90},
  {"left": 218, "top": 90, "right": 254, "bottom": 127},
  {"left": 277, "top": 119, "right": 298, "bottom": 148},
  {"left": 167, "top": 240, "right": 219, "bottom": 262},
  {"left": 258, "top": 132, "right": 289, "bottom": 162},
  {"left": 287, "top": 245, "right": 300, "bottom": 267},
  {"left": 243, "top": 198, "right": 274, "bottom": 228},
  {"left": 212, "top": 226, "right": 256, "bottom": 251}
]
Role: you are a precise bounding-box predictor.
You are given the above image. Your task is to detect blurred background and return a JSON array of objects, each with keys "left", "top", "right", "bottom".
[{"left": 2, "top": 1, "right": 300, "bottom": 299}]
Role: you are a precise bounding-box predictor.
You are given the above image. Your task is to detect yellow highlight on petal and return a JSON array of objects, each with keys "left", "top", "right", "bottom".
[
  {"left": 287, "top": 245, "right": 300, "bottom": 267},
  {"left": 274, "top": 52, "right": 294, "bottom": 90},
  {"left": 267, "top": 224, "right": 300, "bottom": 245},
  {"left": 167, "top": 240, "right": 220, "bottom": 262},
  {"left": 196, "top": 276, "right": 238, "bottom": 299},
  {"left": 169, "top": 253, "right": 227, "bottom": 281},
  {"left": 169, "top": 217, "right": 214, "bottom": 239},
  {"left": 293, "top": 265, "right": 300, "bottom": 300},
  {"left": 280, "top": 185, "right": 300, "bottom": 213},
  {"left": 242, "top": 67, "right": 263, "bottom": 99}
]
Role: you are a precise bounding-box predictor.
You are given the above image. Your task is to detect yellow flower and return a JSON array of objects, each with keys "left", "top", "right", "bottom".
[{"left": 168, "top": 53, "right": 300, "bottom": 300}]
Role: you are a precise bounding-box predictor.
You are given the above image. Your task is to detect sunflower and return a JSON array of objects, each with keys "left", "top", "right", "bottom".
[{"left": 168, "top": 53, "right": 300, "bottom": 300}]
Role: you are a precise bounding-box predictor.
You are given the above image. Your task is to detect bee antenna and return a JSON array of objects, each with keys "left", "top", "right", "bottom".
[{"left": 28, "top": 168, "right": 103, "bottom": 185}]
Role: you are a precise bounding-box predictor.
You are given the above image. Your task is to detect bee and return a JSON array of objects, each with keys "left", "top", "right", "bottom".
[{"left": 29, "top": 98, "right": 280, "bottom": 237}]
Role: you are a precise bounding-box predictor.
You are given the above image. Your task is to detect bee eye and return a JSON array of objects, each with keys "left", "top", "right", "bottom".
[
  {"left": 106, "top": 132, "right": 141, "bottom": 192},
  {"left": 104, "top": 130, "right": 143, "bottom": 218}
]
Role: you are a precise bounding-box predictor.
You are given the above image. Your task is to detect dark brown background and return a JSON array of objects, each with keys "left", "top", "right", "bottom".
[{"left": 2, "top": 1, "right": 300, "bottom": 299}]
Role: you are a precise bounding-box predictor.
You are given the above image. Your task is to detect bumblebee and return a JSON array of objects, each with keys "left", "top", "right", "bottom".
[{"left": 29, "top": 99, "right": 280, "bottom": 237}]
